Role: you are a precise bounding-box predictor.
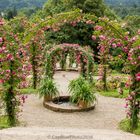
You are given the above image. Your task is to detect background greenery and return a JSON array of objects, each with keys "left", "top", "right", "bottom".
[{"left": 0, "top": 0, "right": 140, "bottom": 18}]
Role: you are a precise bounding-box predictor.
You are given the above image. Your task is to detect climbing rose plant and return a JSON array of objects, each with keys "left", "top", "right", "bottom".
[
  {"left": 124, "top": 34, "right": 140, "bottom": 130},
  {"left": 0, "top": 19, "right": 31, "bottom": 126},
  {"left": 93, "top": 17, "right": 140, "bottom": 130}
]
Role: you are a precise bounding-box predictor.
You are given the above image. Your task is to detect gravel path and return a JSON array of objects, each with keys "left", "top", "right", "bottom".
[{"left": 20, "top": 71, "right": 126, "bottom": 130}]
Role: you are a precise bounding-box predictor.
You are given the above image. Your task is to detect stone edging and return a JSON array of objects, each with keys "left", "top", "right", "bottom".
[
  {"left": 55, "top": 68, "right": 78, "bottom": 72},
  {"left": 43, "top": 96, "right": 96, "bottom": 113}
]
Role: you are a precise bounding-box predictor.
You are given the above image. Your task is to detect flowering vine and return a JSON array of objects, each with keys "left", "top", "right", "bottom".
[
  {"left": 0, "top": 19, "right": 31, "bottom": 126},
  {"left": 93, "top": 17, "right": 140, "bottom": 130}
]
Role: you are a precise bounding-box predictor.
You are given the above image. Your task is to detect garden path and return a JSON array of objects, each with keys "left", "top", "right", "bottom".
[{"left": 20, "top": 71, "right": 125, "bottom": 130}]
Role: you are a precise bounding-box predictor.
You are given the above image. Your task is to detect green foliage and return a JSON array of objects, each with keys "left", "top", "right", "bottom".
[
  {"left": 124, "top": 15, "right": 140, "bottom": 35},
  {"left": 18, "top": 7, "right": 40, "bottom": 17},
  {"left": 69, "top": 77, "right": 96, "bottom": 105},
  {"left": 43, "top": 0, "right": 71, "bottom": 16},
  {"left": 99, "top": 89, "right": 128, "bottom": 98},
  {"left": 2, "top": 90, "right": 18, "bottom": 126},
  {"left": 43, "top": 0, "right": 106, "bottom": 17},
  {"left": 38, "top": 78, "right": 59, "bottom": 98},
  {"left": 6, "top": 7, "right": 17, "bottom": 20},
  {"left": 95, "top": 75, "right": 128, "bottom": 91},
  {"left": 105, "top": 0, "right": 140, "bottom": 6},
  {"left": 119, "top": 119, "right": 140, "bottom": 135},
  {"left": 7, "top": 16, "right": 28, "bottom": 35},
  {"left": 0, "top": 116, "right": 10, "bottom": 129},
  {"left": 17, "top": 88, "right": 37, "bottom": 95},
  {"left": 105, "top": 0, "right": 140, "bottom": 18},
  {"left": 104, "top": 7, "right": 120, "bottom": 20},
  {"left": 109, "top": 48, "right": 126, "bottom": 72},
  {"left": 43, "top": 11, "right": 98, "bottom": 56},
  {"left": 45, "top": 21, "right": 98, "bottom": 52},
  {"left": 1, "top": 0, "right": 140, "bottom": 19},
  {"left": 83, "top": 0, "right": 106, "bottom": 17}
]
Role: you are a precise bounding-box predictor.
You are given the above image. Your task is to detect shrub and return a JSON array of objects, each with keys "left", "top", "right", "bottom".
[{"left": 69, "top": 77, "right": 96, "bottom": 106}]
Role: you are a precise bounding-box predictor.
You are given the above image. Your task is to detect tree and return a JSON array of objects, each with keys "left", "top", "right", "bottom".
[
  {"left": 43, "top": 0, "right": 106, "bottom": 17},
  {"left": 124, "top": 15, "right": 140, "bottom": 35},
  {"left": 83, "top": 0, "right": 106, "bottom": 17},
  {"left": 6, "top": 7, "right": 17, "bottom": 20},
  {"left": 69, "top": 0, "right": 85, "bottom": 9},
  {"left": 6, "top": 10, "right": 14, "bottom": 20},
  {"left": 43, "top": 0, "right": 71, "bottom": 16}
]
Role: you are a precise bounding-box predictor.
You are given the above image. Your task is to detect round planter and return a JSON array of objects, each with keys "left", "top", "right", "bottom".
[
  {"left": 55, "top": 68, "right": 78, "bottom": 72},
  {"left": 43, "top": 96, "right": 96, "bottom": 113},
  {"left": 78, "top": 100, "right": 88, "bottom": 108},
  {"left": 44, "top": 95, "right": 52, "bottom": 102}
]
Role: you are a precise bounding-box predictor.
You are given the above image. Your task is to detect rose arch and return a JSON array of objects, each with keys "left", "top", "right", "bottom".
[{"left": 44, "top": 43, "right": 94, "bottom": 82}]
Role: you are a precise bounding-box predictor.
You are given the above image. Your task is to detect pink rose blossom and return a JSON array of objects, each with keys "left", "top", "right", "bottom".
[
  {"left": 124, "top": 36, "right": 129, "bottom": 41},
  {"left": 136, "top": 72, "right": 140, "bottom": 81},
  {"left": 86, "top": 20, "right": 94, "bottom": 24},
  {"left": 0, "top": 19, "right": 4, "bottom": 25},
  {"left": 70, "top": 21, "right": 77, "bottom": 27},
  {"left": 124, "top": 103, "right": 128, "bottom": 108},
  {"left": 138, "top": 29, "right": 140, "bottom": 35},
  {"left": 127, "top": 111, "right": 132, "bottom": 117},
  {"left": 112, "top": 43, "right": 117, "bottom": 48},
  {"left": 99, "top": 35, "right": 106, "bottom": 41},
  {"left": 130, "top": 36, "right": 137, "bottom": 42},
  {"left": 128, "top": 57, "right": 132, "bottom": 61},
  {"left": 130, "top": 92, "right": 136, "bottom": 96},
  {"left": 0, "top": 48, "right": 3, "bottom": 53},
  {"left": 117, "top": 42, "right": 122, "bottom": 47},
  {"left": 83, "top": 59, "right": 87, "bottom": 63},
  {"left": 126, "top": 96, "right": 133, "bottom": 101},
  {"left": 94, "top": 25, "right": 103, "bottom": 31},
  {"left": 123, "top": 47, "right": 129, "bottom": 53},
  {"left": 0, "top": 37, "right": 3, "bottom": 43},
  {"left": 91, "top": 35, "right": 96, "bottom": 40},
  {"left": 6, "top": 70, "right": 10, "bottom": 73},
  {"left": 118, "top": 55, "right": 122, "bottom": 58},
  {"left": 7, "top": 54, "right": 13, "bottom": 60},
  {"left": 0, "top": 79, "right": 4, "bottom": 84}
]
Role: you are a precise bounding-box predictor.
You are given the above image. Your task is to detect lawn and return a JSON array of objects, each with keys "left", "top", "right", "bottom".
[
  {"left": 17, "top": 88, "right": 37, "bottom": 94},
  {"left": 98, "top": 89, "right": 128, "bottom": 98},
  {"left": 0, "top": 116, "right": 9, "bottom": 129},
  {"left": 119, "top": 119, "right": 140, "bottom": 135}
]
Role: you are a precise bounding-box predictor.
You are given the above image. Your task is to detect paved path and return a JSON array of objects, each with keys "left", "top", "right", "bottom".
[
  {"left": 0, "top": 71, "right": 139, "bottom": 140},
  {"left": 0, "top": 127, "right": 140, "bottom": 140},
  {"left": 19, "top": 71, "right": 126, "bottom": 130}
]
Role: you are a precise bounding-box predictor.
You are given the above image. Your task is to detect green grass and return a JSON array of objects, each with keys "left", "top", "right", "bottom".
[
  {"left": 1, "top": 86, "right": 37, "bottom": 95},
  {"left": 17, "top": 88, "right": 37, "bottom": 94},
  {"left": 0, "top": 116, "right": 10, "bottom": 129},
  {"left": 98, "top": 89, "right": 128, "bottom": 98},
  {"left": 119, "top": 119, "right": 140, "bottom": 135},
  {"left": 111, "top": 70, "right": 129, "bottom": 76}
]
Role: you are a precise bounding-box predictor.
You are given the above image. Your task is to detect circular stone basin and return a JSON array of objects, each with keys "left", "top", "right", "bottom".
[
  {"left": 43, "top": 96, "right": 96, "bottom": 113},
  {"left": 55, "top": 68, "right": 78, "bottom": 72}
]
